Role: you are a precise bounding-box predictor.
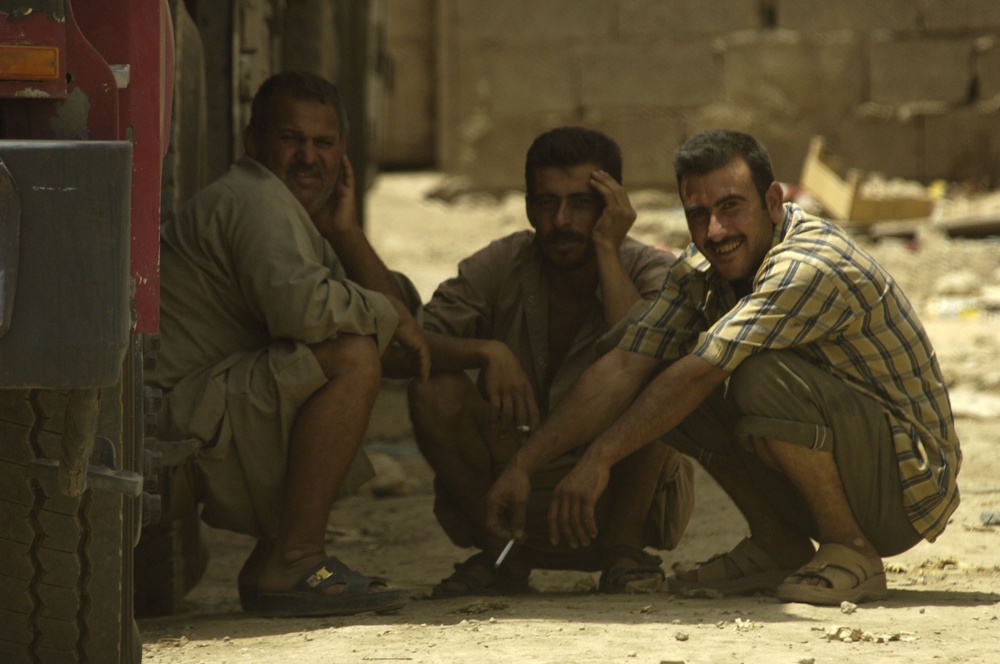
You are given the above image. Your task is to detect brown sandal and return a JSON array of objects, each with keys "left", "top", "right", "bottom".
[
  {"left": 599, "top": 545, "right": 665, "bottom": 594},
  {"left": 776, "top": 543, "right": 887, "bottom": 605},
  {"left": 668, "top": 538, "right": 797, "bottom": 596},
  {"left": 431, "top": 552, "right": 531, "bottom": 598}
]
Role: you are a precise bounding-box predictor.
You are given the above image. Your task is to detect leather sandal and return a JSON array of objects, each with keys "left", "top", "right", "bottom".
[
  {"left": 431, "top": 551, "right": 531, "bottom": 598},
  {"left": 249, "top": 555, "right": 409, "bottom": 617},
  {"left": 668, "top": 538, "right": 798, "bottom": 596},
  {"left": 776, "top": 543, "right": 887, "bottom": 605},
  {"left": 599, "top": 545, "right": 665, "bottom": 594}
]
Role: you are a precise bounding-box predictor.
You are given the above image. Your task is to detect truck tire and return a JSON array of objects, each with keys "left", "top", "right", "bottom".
[{"left": 0, "top": 387, "right": 141, "bottom": 664}]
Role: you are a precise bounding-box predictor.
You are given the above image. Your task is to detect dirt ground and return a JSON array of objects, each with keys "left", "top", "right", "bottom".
[{"left": 139, "top": 173, "right": 1000, "bottom": 664}]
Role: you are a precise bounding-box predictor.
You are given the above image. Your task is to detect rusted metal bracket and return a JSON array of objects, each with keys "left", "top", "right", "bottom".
[{"left": 26, "top": 390, "right": 144, "bottom": 498}]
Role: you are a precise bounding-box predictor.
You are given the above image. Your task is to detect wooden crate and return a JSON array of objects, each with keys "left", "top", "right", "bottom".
[{"left": 799, "top": 136, "right": 934, "bottom": 226}]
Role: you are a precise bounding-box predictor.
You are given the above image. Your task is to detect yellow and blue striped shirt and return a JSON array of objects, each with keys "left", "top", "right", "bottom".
[{"left": 622, "top": 203, "right": 960, "bottom": 542}]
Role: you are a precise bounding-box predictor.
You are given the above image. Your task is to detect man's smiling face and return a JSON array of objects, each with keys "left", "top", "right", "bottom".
[{"left": 681, "top": 158, "right": 783, "bottom": 289}]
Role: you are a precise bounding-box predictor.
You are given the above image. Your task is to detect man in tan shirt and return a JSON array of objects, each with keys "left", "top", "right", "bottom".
[
  {"left": 152, "top": 72, "right": 428, "bottom": 617},
  {"left": 410, "top": 127, "right": 693, "bottom": 596}
]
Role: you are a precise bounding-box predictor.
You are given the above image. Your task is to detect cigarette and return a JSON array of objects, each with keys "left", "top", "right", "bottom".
[
  {"left": 515, "top": 425, "right": 531, "bottom": 433},
  {"left": 494, "top": 538, "right": 515, "bottom": 568}
]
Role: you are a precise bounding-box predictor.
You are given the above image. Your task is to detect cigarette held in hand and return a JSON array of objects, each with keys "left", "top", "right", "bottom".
[{"left": 494, "top": 538, "right": 515, "bottom": 568}]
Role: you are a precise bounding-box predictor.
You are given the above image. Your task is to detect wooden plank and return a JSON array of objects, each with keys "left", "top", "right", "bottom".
[
  {"left": 868, "top": 217, "right": 929, "bottom": 240},
  {"left": 868, "top": 212, "right": 1000, "bottom": 240},
  {"left": 800, "top": 136, "right": 854, "bottom": 221},
  {"left": 936, "top": 213, "right": 1000, "bottom": 238}
]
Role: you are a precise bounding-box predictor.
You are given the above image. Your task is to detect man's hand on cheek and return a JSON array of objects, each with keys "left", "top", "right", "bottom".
[
  {"left": 589, "top": 169, "right": 636, "bottom": 249},
  {"left": 313, "top": 153, "right": 359, "bottom": 237}
]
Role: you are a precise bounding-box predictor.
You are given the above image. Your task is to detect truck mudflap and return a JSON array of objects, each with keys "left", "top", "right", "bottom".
[
  {"left": 0, "top": 140, "right": 132, "bottom": 389},
  {"left": 0, "top": 156, "right": 17, "bottom": 339}
]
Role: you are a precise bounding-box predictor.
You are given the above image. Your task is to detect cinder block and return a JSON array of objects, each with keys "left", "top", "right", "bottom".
[
  {"left": 618, "top": 0, "right": 759, "bottom": 36},
  {"left": 582, "top": 110, "right": 685, "bottom": 189},
  {"left": 461, "top": 117, "right": 573, "bottom": 192},
  {"left": 776, "top": 0, "right": 920, "bottom": 32},
  {"left": 760, "top": 131, "right": 821, "bottom": 187},
  {"left": 722, "top": 30, "right": 865, "bottom": 126},
  {"left": 446, "top": 0, "right": 613, "bottom": 43},
  {"left": 924, "top": 0, "right": 1000, "bottom": 31},
  {"left": 581, "top": 42, "right": 722, "bottom": 108},
  {"left": 440, "top": 43, "right": 578, "bottom": 134},
  {"left": 870, "top": 39, "right": 973, "bottom": 105},
  {"left": 681, "top": 102, "right": 755, "bottom": 139},
  {"left": 924, "top": 108, "right": 1000, "bottom": 186},
  {"left": 977, "top": 42, "right": 1000, "bottom": 100},
  {"left": 382, "top": 39, "right": 435, "bottom": 166},
  {"left": 839, "top": 113, "right": 925, "bottom": 182},
  {"left": 386, "top": 0, "right": 434, "bottom": 40},
  {"left": 486, "top": 47, "right": 579, "bottom": 117}
]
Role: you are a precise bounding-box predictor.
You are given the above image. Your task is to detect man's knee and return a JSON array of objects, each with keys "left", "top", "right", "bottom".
[
  {"left": 728, "top": 350, "right": 801, "bottom": 415},
  {"left": 309, "top": 334, "right": 381, "bottom": 383},
  {"left": 408, "top": 371, "right": 477, "bottom": 424}
]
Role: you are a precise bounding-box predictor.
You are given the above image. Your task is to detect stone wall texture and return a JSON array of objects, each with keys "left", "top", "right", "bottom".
[{"left": 384, "top": 0, "right": 1000, "bottom": 192}]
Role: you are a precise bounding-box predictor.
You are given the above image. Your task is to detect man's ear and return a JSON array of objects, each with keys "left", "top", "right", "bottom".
[
  {"left": 244, "top": 125, "right": 258, "bottom": 158},
  {"left": 525, "top": 198, "right": 540, "bottom": 231},
  {"left": 765, "top": 181, "right": 784, "bottom": 225}
]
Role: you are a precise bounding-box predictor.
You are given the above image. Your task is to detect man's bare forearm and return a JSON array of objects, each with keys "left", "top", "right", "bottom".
[
  {"left": 593, "top": 240, "right": 642, "bottom": 326},
  {"left": 509, "top": 347, "right": 659, "bottom": 474},
  {"left": 424, "top": 330, "right": 500, "bottom": 372},
  {"left": 583, "top": 353, "right": 729, "bottom": 468}
]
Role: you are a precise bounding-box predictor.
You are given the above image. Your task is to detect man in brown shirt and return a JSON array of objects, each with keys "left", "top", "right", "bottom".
[
  {"left": 409, "top": 127, "right": 693, "bottom": 596},
  {"left": 152, "top": 72, "right": 428, "bottom": 616}
]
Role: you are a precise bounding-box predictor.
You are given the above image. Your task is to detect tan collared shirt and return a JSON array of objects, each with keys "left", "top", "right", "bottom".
[
  {"left": 424, "top": 230, "right": 672, "bottom": 415},
  {"left": 153, "top": 155, "right": 399, "bottom": 392}
]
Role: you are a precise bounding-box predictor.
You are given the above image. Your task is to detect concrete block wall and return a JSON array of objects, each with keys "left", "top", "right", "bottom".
[
  {"left": 424, "top": 0, "right": 1000, "bottom": 193},
  {"left": 382, "top": 0, "right": 436, "bottom": 167}
]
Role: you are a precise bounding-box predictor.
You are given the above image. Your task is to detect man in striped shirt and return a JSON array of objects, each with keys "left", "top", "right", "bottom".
[{"left": 484, "top": 129, "right": 961, "bottom": 606}]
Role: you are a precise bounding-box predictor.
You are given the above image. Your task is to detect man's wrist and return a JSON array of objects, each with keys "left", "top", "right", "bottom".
[
  {"left": 476, "top": 339, "right": 502, "bottom": 368},
  {"left": 509, "top": 443, "right": 544, "bottom": 477},
  {"left": 582, "top": 435, "right": 621, "bottom": 469},
  {"left": 321, "top": 221, "right": 363, "bottom": 242},
  {"left": 591, "top": 234, "right": 620, "bottom": 253}
]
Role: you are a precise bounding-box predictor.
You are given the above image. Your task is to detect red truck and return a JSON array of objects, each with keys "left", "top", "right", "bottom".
[
  {"left": 0, "top": 1, "right": 173, "bottom": 661},
  {"left": 2, "top": 1, "right": 387, "bottom": 659}
]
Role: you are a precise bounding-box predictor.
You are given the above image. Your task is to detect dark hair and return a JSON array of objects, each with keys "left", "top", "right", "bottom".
[
  {"left": 524, "top": 127, "right": 623, "bottom": 195},
  {"left": 673, "top": 129, "right": 775, "bottom": 205},
  {"left": 249, "top": 71, "right": 348, "bottom": 136}
]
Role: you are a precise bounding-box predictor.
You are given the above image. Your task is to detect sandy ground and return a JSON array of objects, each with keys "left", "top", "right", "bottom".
[{"left": 139, "top": 173, "right": 1000, "bottom": 664}]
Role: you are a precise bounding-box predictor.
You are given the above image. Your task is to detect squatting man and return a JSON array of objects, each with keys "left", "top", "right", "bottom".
[{"left": 409, "top": 127, "right": 694, "bottom": 596}]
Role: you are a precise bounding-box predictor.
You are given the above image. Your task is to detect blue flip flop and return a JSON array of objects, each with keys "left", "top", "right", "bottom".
[{"left": 249, "top": 555, "right": 409, "bottom": 617}]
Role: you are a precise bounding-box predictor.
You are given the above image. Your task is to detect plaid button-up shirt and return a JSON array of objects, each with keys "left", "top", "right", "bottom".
[{"left": 621, "top": 203, "right": 961, "bottom": 542}]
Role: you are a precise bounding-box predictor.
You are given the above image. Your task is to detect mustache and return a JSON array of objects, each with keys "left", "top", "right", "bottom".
[
  {"left": 543, "top": 230, "right": 586, "bottom": 244},
  {"left": 289, "top": 163, "right": 324, "bottom": 178}
]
